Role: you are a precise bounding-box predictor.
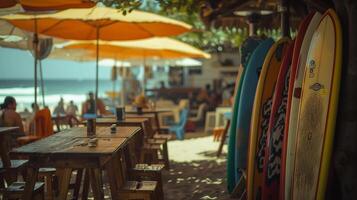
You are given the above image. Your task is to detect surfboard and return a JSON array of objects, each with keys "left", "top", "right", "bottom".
[
  {"left": 246, "top": 37, "right": 291, "bottom": 200},
  {"left": 262, "top": 40, "right": 294, "bottom": 200},
  {"left": 291, "top": 9, "right": 342, "bottom": 200},
  {"left": 235, "top": 38, "right": 275, "bottom": 185},
  {"left": 281, "top": 12, "right": 321, "bottom": 200},
  {"left": 227, "top": 37, "right": 262, "bottom": 193}
]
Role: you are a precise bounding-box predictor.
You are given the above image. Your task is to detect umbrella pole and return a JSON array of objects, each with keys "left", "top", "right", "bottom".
[
  {"left": 39, "top": 60, "right": 45, "bottom": 106},
  {"left": 280, "top": 0, "right": 290, "bottom": 37},
  {"left": 95, "top": 26, "right": 99, "bottom": 116},
  {"left": 33, "top": 18, "right": 39, "bottom": 109},
  {"left": 142, "top": 57, "right": 146, "bottom": 96}
]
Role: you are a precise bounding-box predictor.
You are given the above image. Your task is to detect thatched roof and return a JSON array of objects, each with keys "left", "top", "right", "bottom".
[{"left": 199, "top": 0, "right": 334, "bottom": 29}]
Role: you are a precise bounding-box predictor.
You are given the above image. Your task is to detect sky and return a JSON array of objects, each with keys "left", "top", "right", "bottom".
[{"left": 0, "top": 47, "right": 111, "bottom": 80}]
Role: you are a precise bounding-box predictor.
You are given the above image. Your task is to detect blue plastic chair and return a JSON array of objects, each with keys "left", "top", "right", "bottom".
[{"left": 168, "top": 108, "right": 189, "bottom": 140}]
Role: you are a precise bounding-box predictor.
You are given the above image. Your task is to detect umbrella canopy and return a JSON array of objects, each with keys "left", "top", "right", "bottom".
[
  {"left": 0, "top": 6, "right": 191, "bottom": 114},
  {"left": 0, "top": 7, "right": 192, "bottom": 40},
  {"left": 0, "top": 0, "right": 95, "bottom": 11},
  {"left": 63, "top": 37, "right": 211, "bottom": 59}
]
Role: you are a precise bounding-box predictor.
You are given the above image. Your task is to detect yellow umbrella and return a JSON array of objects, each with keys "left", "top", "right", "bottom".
[
  {"left": 1, "top": 6, "right": 191, "bottom": 112},
  {"left": 62, "top": 37, "right": 210, "bottom": 104},
  {"left": 1, "top": 7, "right": 191, "bottom": 40},
  {"left": 0, "top": 0, "right": 95, "bottom": 11},
  {"left": 64, "top": 37, "right": 211, "bottom": 59}
]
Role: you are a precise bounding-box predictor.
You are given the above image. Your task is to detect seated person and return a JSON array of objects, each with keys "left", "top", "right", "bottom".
[
  {"left": 0, "top": 96, "right": 25, "bottom": 146},
  {"left": 82, "top": 92, "right": 108, "bottom": 118},
  {"left": 66, "top": 100, "right": 78, "bottom": 116}
]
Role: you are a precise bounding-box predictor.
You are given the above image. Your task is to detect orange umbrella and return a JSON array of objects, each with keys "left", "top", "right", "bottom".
[
  {"left": 0, "top": 0, "right": 95, "bottom": 11},
  {"left": 1, "top": 6, "right": 191, "bottom": 113},
  {"left": 63, "top": 37, "right": 210, "bottom": 60}
]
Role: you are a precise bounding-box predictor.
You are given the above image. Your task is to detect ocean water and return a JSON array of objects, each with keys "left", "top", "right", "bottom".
[{"left": 0, "top": 79, "right": 119, "bottom": 112}]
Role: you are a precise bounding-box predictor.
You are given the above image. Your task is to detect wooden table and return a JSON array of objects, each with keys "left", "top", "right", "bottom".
[
  {"left": 125, "top": 108, "right": 170, "bottom": 134},
  {"left": 10, "top": 126, "right": 140, "bottom": 200},
  {"left": 125, "top": 113, "right": 158, "bottom": 131}
]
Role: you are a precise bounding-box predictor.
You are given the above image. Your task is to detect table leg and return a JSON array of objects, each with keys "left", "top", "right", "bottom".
[
  {"left": 114, "top": 154, "right": 125, "bottom": 187},
  {"left": 105, "top": 160, "right": 119, "bottom": 200},
  {"left": 163, "top": 142, "right": 170, "bottom": 169},
  {"left": 82, "top": 169, "right": 90, "bottom": 200},
  {"left": 154, "top": 113, "right": 162, "bottom": 134},
  {"left": 72, "top": 169, "right": 83, "bottom": 200},
  {"left": 56, "top": 168, "right": 72, "bottom": 200},
  {"left": 89, "top": 168, "right": 104, "bottom": 200},
  {"left": 22, "top": 167, "right": 39, "bottom": 200}
]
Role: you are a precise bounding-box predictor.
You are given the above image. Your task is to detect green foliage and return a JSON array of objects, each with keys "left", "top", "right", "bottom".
[{"left": 98, "top": 0, "right": 291, "bottom": 52}]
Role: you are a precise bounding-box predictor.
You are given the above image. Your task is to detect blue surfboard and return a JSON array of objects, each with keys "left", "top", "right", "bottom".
[
  {"left": 227, "top": 37, "right": 262, "bottom": 193},
  {"left": 234, "top": 38, "right": 274, "bottom": 183}
]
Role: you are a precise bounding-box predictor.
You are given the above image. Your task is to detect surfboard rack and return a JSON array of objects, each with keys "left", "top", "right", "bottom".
[{"left": 231, "top": 169, "right": 247, "bottom": 199}]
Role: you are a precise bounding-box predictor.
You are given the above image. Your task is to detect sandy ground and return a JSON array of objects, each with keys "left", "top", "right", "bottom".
[{"left": 163, "top": 134, "right": 232, "bottom": 200}]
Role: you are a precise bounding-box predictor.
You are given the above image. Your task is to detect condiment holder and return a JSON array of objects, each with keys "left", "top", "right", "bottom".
[
  {"left": 88, "top": 138, "right": 98, "bottom": 147},
  {"left": 110, "top": 124, "right": 117, "bottom": 134}
]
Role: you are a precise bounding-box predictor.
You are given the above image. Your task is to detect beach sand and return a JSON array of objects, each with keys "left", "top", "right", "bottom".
[{"left": 163, "top": 134, "right": 231, "bottom": 200}]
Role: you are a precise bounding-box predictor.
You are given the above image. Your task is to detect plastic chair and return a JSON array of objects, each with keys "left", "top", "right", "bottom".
[
  {"left": 204, "top": 111, "right": 216, "bottom": 133},
  {"left": 189, "top": 103, "right": 208, "bottom": 123},
  {"left": 17, "top": 108, "right": 54, "bottom": 145},
  {"left": 168, "top": 109, "right": 189, "bottom": 140}
]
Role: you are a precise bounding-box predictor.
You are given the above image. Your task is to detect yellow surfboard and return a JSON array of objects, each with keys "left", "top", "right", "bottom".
[
  {"left": 292, "top": 9, "right": 342, "bottom": 200},
  {"left": 284, "top": 12, "right": 322, "bottom": 199},
  {"left": 246, "top": 37, "right": 290, "bottom": 200}
]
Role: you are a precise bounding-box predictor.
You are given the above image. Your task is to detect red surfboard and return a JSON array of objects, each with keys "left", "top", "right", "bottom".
[
  {"left": 262, "top": 40, "right": 294, "bottom": 200},
  {"left": 279, "top": 12, "right": 315, "bottom": 200}
]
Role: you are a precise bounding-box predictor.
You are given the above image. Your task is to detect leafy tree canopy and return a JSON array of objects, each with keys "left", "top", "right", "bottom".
[{"left": 98, "top": 0, "right": 284, "bottom": 52}]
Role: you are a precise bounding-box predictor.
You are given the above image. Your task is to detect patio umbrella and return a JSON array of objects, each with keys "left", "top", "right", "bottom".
[
  {"left": 0, "top": 0, "right": 95, "bottom": 11},
  {"left": 1, "top": 6, "right": 191, "bottom": 114},
  {"left": 64, "top": 37, "right": 211, "bottom": 59},
  {"left": 62, "top": 37, "right": 209, "bottom": 104},
  {"left": 1, "top": 1, "right": 95, "bottom": 110}
]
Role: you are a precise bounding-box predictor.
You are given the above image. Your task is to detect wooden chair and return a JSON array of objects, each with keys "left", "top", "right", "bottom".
[
  {"left": 140, "top": 121, "right": 170, "bottom": 169},
  {"left": 117, "top": 151, "right": 159, "bottom": 200},
  {"left": 16, "top": 109, "right": 58, "bottom": 200},
  {"left": 130, "top": 164, "right": 165, "bottom": 200},
  {"left": 0, "top": 133, "right": 45, "bottom": 200}
]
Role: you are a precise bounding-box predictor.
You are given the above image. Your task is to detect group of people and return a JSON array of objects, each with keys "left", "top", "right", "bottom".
[
  {"left": 53, "top": 92, "right": 108, "bottom": 117},
  {"left": 53, "top": 97, "right": 78, "bottom": 116},
  {"left": 0, "top": 92, "right": 109, "bottom": 141}
]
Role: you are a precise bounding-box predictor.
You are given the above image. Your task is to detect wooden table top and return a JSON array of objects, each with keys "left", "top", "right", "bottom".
[
  {"left": 125, "top": 113, "right": 156, "bottom": 119},
  {"left": 12, "top": 136, "right": 127, "bottom": 157},
  {"left": 11, "top": 126, "right": 141, "bottom": 157},
  {"left": 0, "top": 127, "right": 19, "bottom": 134},
  {"left": 125, "top": 107, "right": 171, "bottom": 114},
  {"left": 56, "top": 126, "right": 141, "bottom": 138},
  {"left": 81, "top": 118, "right": 148, "bottom": 125}
]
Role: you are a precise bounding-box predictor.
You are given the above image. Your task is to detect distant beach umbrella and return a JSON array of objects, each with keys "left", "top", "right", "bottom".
[
  {"left": 63, "top": 37, "right": 211, "bottom": 60},
  {"left": 1, "top": 6, "right": 191, "bottom": 113}
]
